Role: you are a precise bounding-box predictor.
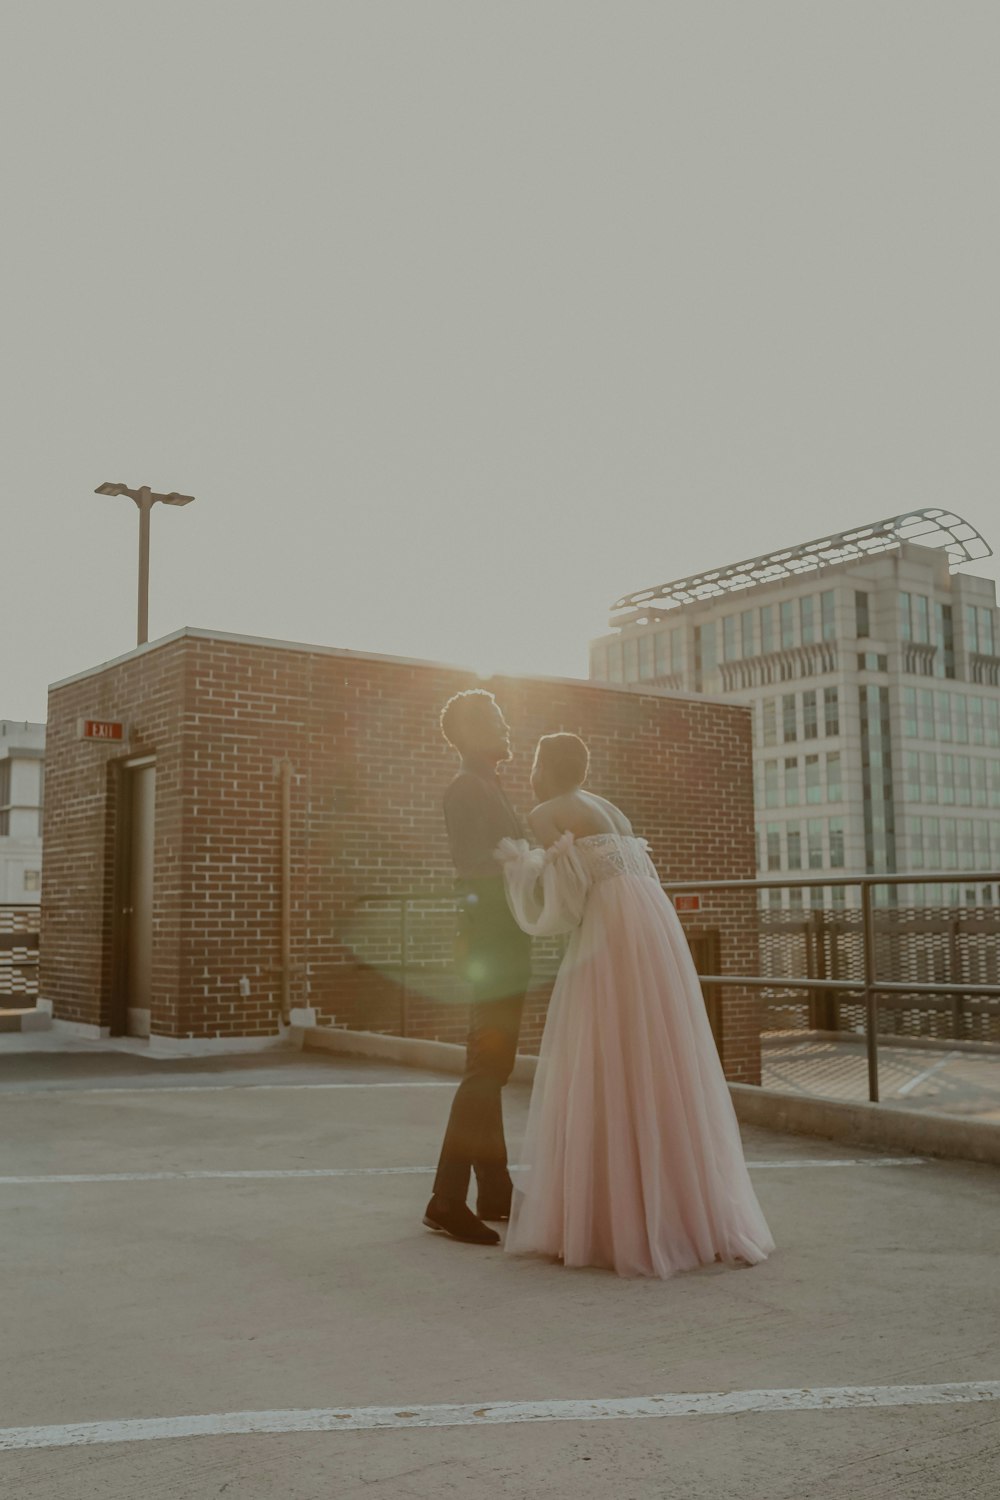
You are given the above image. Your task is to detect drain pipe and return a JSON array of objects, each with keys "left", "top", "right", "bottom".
[{"left": 279, "top": 757, "right": 293, "bottom": 1027}]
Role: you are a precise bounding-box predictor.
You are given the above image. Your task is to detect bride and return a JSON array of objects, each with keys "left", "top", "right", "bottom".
[{"left": 495, "top": 732, "right": 774, "bottom": 1279}]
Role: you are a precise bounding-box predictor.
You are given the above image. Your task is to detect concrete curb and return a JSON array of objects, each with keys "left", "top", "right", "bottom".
[
  {"left": 730, "top": 1085, "right": 1000, "bottom": 1168},
  {"left": 303, "top": 1026, "right": 1000, "bottom": 1168},
  {"left": 302, "top": 1025, "right": 538, "bottom": 1082}
]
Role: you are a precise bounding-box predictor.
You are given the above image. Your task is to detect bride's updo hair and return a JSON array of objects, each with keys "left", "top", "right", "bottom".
[{"left": 535, "top": 732, "right": 590, "bottom": 792}]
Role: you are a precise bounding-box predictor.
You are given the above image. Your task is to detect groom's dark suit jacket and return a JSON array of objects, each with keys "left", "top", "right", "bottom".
[{"left": 444, "top": 760, "right": 532, "bottom": 1000}]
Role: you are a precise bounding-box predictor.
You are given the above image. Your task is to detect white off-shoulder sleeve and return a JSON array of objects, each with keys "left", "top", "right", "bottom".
[{"left": 494, "top": 832, "right": 591, "bottom": 937}]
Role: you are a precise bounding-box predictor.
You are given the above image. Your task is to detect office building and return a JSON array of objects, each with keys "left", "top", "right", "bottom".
[
  {"left": 0, "top": 720, "right": 45, "bottom": 904},
  {"left": 590, "top": 511, "right": 1000, "bottom": 906}
]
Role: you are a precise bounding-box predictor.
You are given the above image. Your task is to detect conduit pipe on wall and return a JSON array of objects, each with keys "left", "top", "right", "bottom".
[{"left": 279, "top": 757, "right": 293, "bottom": 1027}]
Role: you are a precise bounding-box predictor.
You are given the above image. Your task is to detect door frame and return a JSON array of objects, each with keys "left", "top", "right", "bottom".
[{"left": 109, "top": 755, "right": 156, "bottom": 1037}]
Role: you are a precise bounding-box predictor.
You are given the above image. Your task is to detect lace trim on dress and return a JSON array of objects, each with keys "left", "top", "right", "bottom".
[{"left": 574, "top": 832, "right": 653, "bottom": 883}]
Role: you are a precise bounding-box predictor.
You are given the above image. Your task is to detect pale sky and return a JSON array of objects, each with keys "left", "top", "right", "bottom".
[{"left": 3, "top": 2, "right": 999, "bottom": 723}]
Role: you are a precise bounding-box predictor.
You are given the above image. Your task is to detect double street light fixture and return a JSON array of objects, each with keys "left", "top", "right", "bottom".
[{"left": 94, "top": 483, "right": 195, "bottom": 646}]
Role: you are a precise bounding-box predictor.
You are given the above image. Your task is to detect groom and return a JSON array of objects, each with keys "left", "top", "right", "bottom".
[{"left": 423, "top": 690, "right": 533, "bottom": 1245}]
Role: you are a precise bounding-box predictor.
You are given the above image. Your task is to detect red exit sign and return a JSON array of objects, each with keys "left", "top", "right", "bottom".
[
  {"left": 78, "top": 718, "right": 126, "bottom": 743},
  {"left": 673, "top": 894, "right": 702, "bottom": 914}
]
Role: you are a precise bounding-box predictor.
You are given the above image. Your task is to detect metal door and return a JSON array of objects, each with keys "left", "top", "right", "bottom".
[{"left": 111, "top": 761, "right": 156, "bottom": 1037}]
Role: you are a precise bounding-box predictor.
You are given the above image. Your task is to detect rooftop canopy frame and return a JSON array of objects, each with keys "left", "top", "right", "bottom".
[{"left": 609, "top": 509, "right": 993, "bottom": 624}]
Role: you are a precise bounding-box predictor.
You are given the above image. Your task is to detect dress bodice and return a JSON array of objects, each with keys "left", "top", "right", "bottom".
[
  {"left": 574, "top": 833, "right": 657, "bottom": 884},
  {"left": 495, "top": 831, "right": 659, "bottom": 937}
]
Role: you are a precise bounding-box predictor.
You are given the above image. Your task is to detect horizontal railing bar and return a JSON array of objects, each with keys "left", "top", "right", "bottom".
[
  {"left": 358, "top": 872, "right": 1000, "bottom": 901},
  {"left": 695, "top": 974, "right": 1000, "bottom": 996},
  {"left": 663, "top": 870, "right": 1000, "bottom": 892}
]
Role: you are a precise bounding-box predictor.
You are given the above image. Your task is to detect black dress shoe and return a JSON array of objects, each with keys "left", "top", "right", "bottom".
[
  {"left": 423, "top": 1196, "right": 500, "bottom": 1245},
  {"left": 476, "top": 1190, "right": 512, "bottom": 1222}
]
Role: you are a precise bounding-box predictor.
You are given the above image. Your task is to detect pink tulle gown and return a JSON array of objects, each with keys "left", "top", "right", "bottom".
[{"left": 495, "top": 832, "right": 775, "bottom": 1279}]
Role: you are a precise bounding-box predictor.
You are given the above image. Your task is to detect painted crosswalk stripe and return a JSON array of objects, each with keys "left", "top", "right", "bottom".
[
  {"left": 2, "top": 1381, "right": 999, "bottom": 1451},
  {"left": 0, "top": 1158, "right": 924, "bottom": 1185}
]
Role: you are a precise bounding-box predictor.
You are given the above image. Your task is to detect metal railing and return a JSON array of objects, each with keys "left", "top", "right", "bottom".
[
  {"left": 354, "top": 871, "right": 1000, "bottom": 1102},
  {"left": 661, "top": 869, "right": 1000, "bottom": 1103},
  {"left": 0, "top": 903, "right": 41, "bottom": 1005}
]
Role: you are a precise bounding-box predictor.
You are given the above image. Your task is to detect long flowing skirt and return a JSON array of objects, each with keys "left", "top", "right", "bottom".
[{"left": 505, "top": 874, "right": 775, "bottom": 1278}]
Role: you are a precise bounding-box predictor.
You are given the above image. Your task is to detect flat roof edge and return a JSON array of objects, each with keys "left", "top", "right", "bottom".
[{"left": 47, "top": 625, "right": 747, "bottom": 713}]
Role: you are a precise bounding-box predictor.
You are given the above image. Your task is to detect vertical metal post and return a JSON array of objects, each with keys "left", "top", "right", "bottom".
[
  {"left": 280, "top": 759, "right": 292, "bottom": 1026},
  {"left": 861, "top": 881, "right": 879, "bottom": 1102},
  {"left": 136, "top": 488, "right": 152, "bottom": 646},
  {"left": 399, "top": 900, "right": 409, "bottom": 1038}
]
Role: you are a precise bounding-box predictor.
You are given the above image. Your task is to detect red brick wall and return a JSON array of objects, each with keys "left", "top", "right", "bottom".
[{"left": 41, "top": 630, "right": 760, "bottom": 1081}]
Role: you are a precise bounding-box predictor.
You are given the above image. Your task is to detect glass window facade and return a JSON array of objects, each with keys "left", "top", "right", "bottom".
[
  {"left": 919, "top": 689, "right": 935, "bottom": 740},
  {"left": 826, "top": 751, "right": 842, "bottom": 801},
  {"left": 972, "top": 759, "right": 988, "bottom": 807},
  {"left": 900, "top": 592, "right": 912, "bottom": 641},
  {"left": 694, "top": 622, "right": 717, "bottom": 689},
  {"left": 782, "top": 694, "right": 797, "bottom": 743},
  {"left": 800, "top": 596, "right": 816, "bottom": 645},
  {"left": 780, "top": 601, "right": 796, "bottom": 649},
  {"left": 900, "top": 591, "right": 931, "bottom": 644},
  {"left": 760, "top": 605, "right": 775, "bottom": 655},
  {"left": 940, "top": 755, "right": 955, "bottom": 805},
  {"left": 821, "top": 590, "right": 836, "bottom": 641},
  {"left": 855, "top": 590, "right": 870, "bottom": 638},
  {"left": 955, "top": 755, "right": 971, "bottom": 806},
  {"left": 805, "top": 755, "right": 822, "bottom": 803},
  {"left": 934, "top": 603, "right": 955, "bottom": 679},
  {"left": 723, "top": 615, "right": 739, "bottom": 662},
  {"left": 920, "top": 752, "right": 938, "bottom": 804},
  {"left": 807, "top": 819, "right": 824, "bottom": 869},
  {"left": 802, "top": 690, "right": 818, "bottom": 739},
  {"left": 783, "top": 757, "right": 799, "bottom": 806},
  {"left": 986, "top": 700, "right": 1000, "bottom": 749},
  {"left": 762, "top": 699, "right": 777, "bottom": 746},
  {"left": 829, "top": 817, "right": 845, "bottom": 867},
  {"left": 953, "top": 697, "right": 968, "bottom": 744},
  {"left": 824, "top": 687, "right": 839, "bottom": 737},
  {"left": 935, "top": 691, "right": 952, "bottom": 741},
  {"left": 860, "top": 683, "right": 895, "bottom": 872}
]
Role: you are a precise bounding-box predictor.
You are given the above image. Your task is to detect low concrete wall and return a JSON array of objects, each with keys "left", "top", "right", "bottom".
[{"left": 303, "top": 1025, "right": 1000, "bottom": 1169}]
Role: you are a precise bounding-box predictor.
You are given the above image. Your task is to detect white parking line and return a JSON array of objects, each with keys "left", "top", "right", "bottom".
[
  {"left": 897, "top": 1052, "right": 961, "bottom": 1097},
  {"left": 747, "top": 1158, "right": 924, "bottom": 1169},
  {"left": 3, "top": 1381, "right": 999, "bottom": 1451},
  {"left": 0, "top": 1158, "right": 924, "bottom": 1186},
  {"left": 1, "top": 1082, "right": 456, "bottom": 1097}
]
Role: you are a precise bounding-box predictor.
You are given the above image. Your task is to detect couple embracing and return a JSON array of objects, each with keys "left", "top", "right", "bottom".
[{"left": 423, "top": 689, "right": 774, "bottom": 1279}]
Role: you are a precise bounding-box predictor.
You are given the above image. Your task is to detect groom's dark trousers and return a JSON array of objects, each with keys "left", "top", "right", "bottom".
[{"left": 432, "top": 764, "right": 532, "bottom": 1205}]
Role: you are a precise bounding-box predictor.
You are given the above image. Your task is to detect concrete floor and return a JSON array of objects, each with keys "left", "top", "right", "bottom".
[
  {"left": 763, "top": 1035, "right": 1000, "bottom": 1120},
  {"left": 1, "top": 1041, "right": 999, "bottom": 1498}
]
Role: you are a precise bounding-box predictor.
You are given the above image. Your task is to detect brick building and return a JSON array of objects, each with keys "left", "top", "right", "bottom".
[{"left": 40, "top": 628, "right": 762, "bottom": 1081}]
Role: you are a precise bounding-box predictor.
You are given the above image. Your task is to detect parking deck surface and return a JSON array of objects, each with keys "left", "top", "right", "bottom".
[{"left": 1, "top": 1041, "right": 998, "bottom": 1498}]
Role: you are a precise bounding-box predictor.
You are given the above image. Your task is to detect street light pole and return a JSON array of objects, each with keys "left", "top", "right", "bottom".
[
  {"left": 136, "top": 487, "right": 152, "bottom": 645},
  {"left": 94, "top": 483, "right": 195, "bottom": 646}
]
